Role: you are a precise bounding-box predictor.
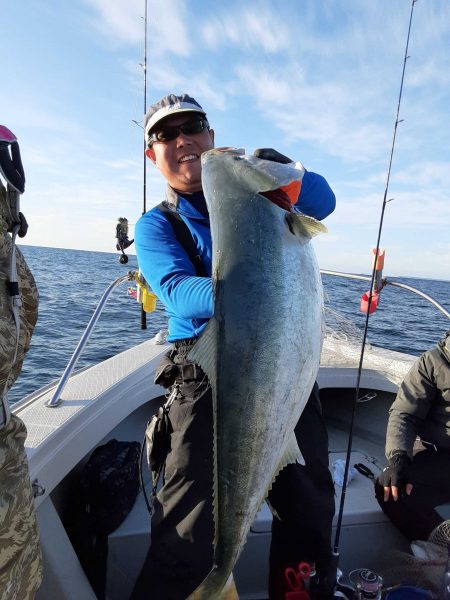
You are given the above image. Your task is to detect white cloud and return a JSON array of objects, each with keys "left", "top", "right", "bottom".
[
  {"left": 382, "top": 191, "right": 450, "bottom": 228},
  {"left": 103, "top": 158, "right": 140, "bottom": 170},
  {"left": 394, "top": 161, "right": 450, "bottom": 187},
  {"left": 201, "top": 6, "right": 291, "bottom": 53},
  {"left": 83, "top": 0, "right": 191, "bottom": 56},
  {"left": 234, "top": 63, "right": 391, "bottom": 163},
  {"left": 331, "top": 187, "right": 450, "bottom": 229},
  {"left": 3, "top": 0, "right": 449, "bottom": 280},
  {"left": 148, "top": 62, "right": 229, "bottom": 111},
  {"left": 82, "top": 0, "right": 146, "bottom": 45},
  {"left": 408, "top": 58, "right": 450, "bottom": 89}
]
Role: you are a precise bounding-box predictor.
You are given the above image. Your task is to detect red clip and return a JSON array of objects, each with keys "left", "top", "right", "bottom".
[
  {"left": 284, "top": 564, "right": 311, "bottom": 600},
  {"left": 360, "top": 290, "right": 380, "bottom": 314},
  {"left": 360, "top": 248, "right": 386, "bottom": 314}
]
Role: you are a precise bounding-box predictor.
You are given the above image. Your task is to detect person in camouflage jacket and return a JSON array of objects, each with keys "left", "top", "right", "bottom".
[{"left": 0, "top": 125, "right": 42, "bottom": 600}]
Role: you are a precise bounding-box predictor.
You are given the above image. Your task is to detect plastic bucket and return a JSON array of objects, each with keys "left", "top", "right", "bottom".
[{"left": 385, "top": 586, "right": 431, "bottom": 599}]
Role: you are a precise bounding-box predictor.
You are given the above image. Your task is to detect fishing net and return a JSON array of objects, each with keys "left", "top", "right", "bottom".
[
  {"left": 321, "top": 307, "right": 414, "bottom": 387},
  {"left": 378, "top": 520, "right": 450, "bottom": 596},
  {"left": 323, "top": 307, "right": 366, "bottom": 345}
]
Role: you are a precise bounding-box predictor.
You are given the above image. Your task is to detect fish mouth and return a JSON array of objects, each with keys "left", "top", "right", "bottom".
[
  {"left": 260, "top": 188, "right": 295, "bottom": 211},
  {"left": 201, "top": 149, "right": 303, "bottom": 208}
]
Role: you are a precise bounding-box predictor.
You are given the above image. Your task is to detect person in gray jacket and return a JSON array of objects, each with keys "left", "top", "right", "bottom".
[{"left": 375, "top": 331, "right": 450, "bottom": 541}]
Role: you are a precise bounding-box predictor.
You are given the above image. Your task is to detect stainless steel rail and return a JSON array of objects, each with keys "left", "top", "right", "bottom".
[
  {"left": 47, "top": 268, "right": 448, "bottom": 408},
  {"left": 320, "top": 270, "right": 450, "bottom": 320},
  {"left": 47, "top": 272, "right": 135, "bottom": 407}
]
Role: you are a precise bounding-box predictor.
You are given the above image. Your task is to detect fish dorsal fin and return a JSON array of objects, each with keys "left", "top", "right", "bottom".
[
  {"left": 286, "top": 212, "right": 328, "bottom": 239},
  {"left": 187, "top": 317, "right": 218, "bottom": 385}
]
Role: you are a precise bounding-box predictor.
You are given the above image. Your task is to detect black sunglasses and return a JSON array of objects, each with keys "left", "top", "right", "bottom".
[{"left": 147, "top": 117, "right": 209, "bottom": 146}]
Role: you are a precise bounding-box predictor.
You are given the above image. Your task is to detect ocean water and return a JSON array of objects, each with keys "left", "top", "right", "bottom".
[{"left": 7, "top": 245, "right": 450, "bottom": 404}]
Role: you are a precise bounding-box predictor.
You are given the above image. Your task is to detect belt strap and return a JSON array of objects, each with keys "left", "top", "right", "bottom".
[
  {"left": 173, "top": 337, "right": 198, "bottom": 348},
  {"left": 177, "top": 363, "right": 199, "bottom": 381},
  {"left": 172, "top": 339, "right": 203, "bottom": 382}
]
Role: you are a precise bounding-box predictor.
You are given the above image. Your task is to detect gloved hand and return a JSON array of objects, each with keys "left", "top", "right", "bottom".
[
  {"left": 253, "top": 148, "right": 293, "bottom": 164},
  {"left": 378, "top": 450, "right": 413, "bottom": 501},
  {"left": 253, "top": 148, "right": 296, "bottom": 210}
]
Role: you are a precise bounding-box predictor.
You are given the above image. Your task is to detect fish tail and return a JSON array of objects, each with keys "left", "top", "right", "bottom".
[{"left": 187, "top": 571, "right": 239, "bottom": 600}]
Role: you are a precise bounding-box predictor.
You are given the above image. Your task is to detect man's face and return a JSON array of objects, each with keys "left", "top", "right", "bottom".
[{"left": 146, "top": 113, "right": 215, "bottom": 193}]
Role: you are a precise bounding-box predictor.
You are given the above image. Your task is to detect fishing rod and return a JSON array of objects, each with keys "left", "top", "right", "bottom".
[
  {"left": 117, "top": 3, "right": 149, "bottom": 271},
  {"left": 329, "top": 1, "right": 419, "bottom": 596},
  {"left": 142, "top": 0, "right": 148, "bottom": 217},
  {"left": 139, "top": 0, "right": 148, "bottom": 329}
]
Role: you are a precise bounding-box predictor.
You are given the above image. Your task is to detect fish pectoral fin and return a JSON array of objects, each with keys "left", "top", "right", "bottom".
[
  {"left": 286, "top": 212, "right": 328, "bottom": 238},
  {"left": 187, "top": 317, "right": 218, "bottom": 385}
]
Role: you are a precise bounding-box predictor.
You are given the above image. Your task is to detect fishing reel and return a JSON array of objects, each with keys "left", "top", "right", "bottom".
[
  {"left": 115, "top": 217, "right": 134, "bottom": 264},
  {"left": 348, "top": 569, "right": 382, "bottom": 599},
  {"left": 329, "top": 569, "right": 382, "bottom": 600}
]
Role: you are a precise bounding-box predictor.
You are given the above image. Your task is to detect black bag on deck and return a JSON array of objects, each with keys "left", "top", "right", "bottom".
[
  {"left": 79, "top": 438, "right": 141, "bottom": 535},
  {"left": 70, "top": 439, "right": 141, "bottom": 600}
]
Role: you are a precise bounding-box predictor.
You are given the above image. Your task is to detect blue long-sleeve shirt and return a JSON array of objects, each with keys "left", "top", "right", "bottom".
[{"left": 135, "top": 170, "right": 335, "bottom": 341}]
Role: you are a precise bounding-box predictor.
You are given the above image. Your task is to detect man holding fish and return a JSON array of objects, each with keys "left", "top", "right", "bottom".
[{"left": 132, "top": 93, "right": 336, "bottom": 600}]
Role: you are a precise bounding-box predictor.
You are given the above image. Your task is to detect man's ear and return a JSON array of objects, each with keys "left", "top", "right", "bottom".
[
  {"left": 209, "top": 128, "right": 215, "bottom": 145},
  {"left": 145, "top": 147, "right": 156, "bottom": 164}
]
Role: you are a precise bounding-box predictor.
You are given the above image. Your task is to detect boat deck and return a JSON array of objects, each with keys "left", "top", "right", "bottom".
[
  {"left": 103, "top": 386, "right": 410, "bottom": 600},
  {"left": 20, "top": 335, "right": 417, "bottom": 600}
]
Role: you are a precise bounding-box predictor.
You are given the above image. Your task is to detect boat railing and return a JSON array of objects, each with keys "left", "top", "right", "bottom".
[
  {"left": 46, "top": 269, "right": 448, "bottom": 409},
  {"left": 321, "top": 270, "right": 450, "bottom": 320},
  {"left": 46, "top": 272, "right": 135, "bottom": 408}
]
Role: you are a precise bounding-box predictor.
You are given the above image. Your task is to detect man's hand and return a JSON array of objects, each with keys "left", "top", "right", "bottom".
[{"left": 378, "top": 450, "right": 413, "bottom": 501}]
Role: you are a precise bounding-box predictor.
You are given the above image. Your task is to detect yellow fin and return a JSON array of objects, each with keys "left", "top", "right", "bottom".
[
  {"left": 187, "top": 572, "right": 239, "bottom": 600},
  {"left": 220, "top": 574, "right": 239, "bottom": 600},
  {"left": 286, "top": 212, "right": 328, "bottom": 238}
]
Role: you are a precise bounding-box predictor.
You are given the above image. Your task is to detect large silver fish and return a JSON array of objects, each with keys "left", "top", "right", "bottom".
[{"left": 188, "top": 149, "right": 326, "bottom": 599}]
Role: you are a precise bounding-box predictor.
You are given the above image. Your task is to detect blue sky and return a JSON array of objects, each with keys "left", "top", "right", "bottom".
[{"left": 1, "top": 0, "right": 450, "bottom": 280}]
